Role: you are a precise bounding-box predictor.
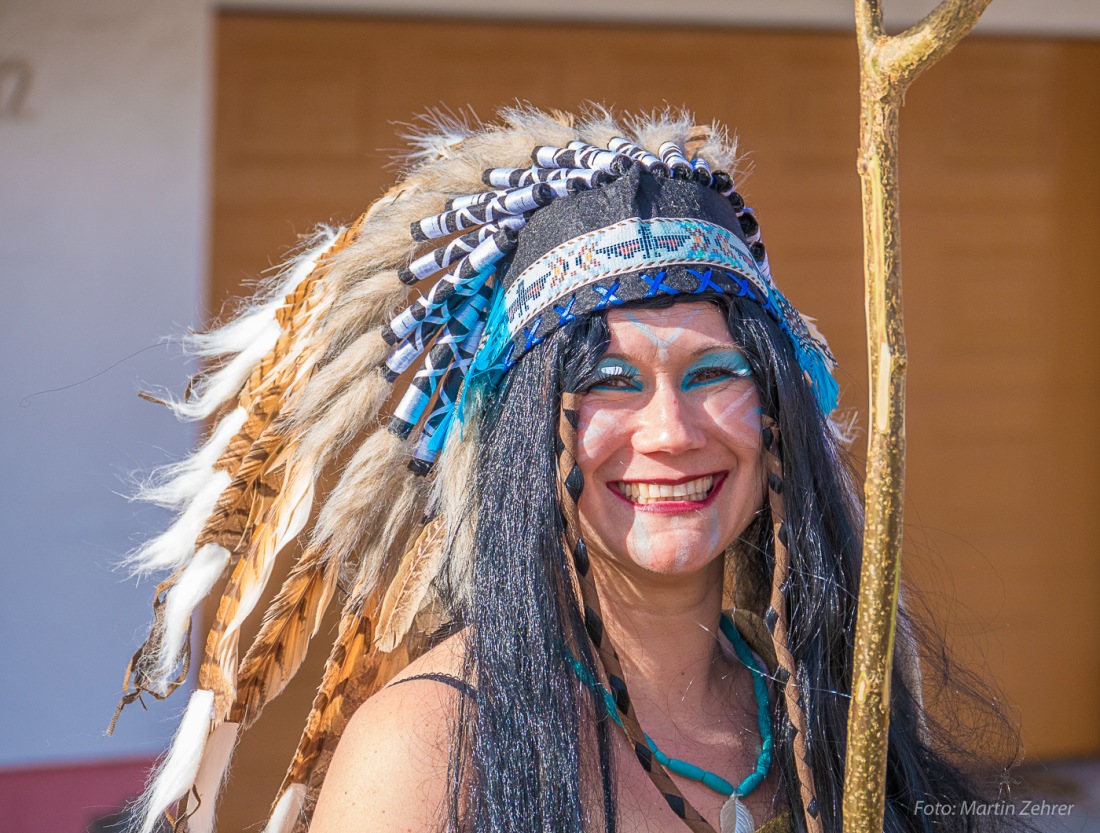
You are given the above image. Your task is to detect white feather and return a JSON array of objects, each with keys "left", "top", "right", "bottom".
[
  {"left": 186, "top": 720, "right": 240, "bottom": 833},
  {"left": 187, "top": 229, "right": 339, "bottom": 359},
  {"left": 187, "top": 302, "right": 281, "bottom": 359},
  {"left": 137, "top": 406, "right": 247, "bottom": 509},
  {"left": 124, "top": 470, "right": 231, "bottom": 576},
  {"left": 264, "top": 784, "right": 306, "bottom": 833},
  {"left": 277, "top": 471, "right": 316, "bottom": 557},
  {"left": 172, "top": 318, "right": 282, "bottom": 421},
  {"left": 152, "top": 543, "right": 231, "bottom": 692},
  {"left": 136, "top": 689, "right": 214, "bottom": 833}
]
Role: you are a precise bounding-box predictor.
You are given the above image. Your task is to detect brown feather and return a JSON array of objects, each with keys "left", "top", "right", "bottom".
[
  {"left": 231, "top": 544, "right": 339, "bottom": 728},
  {"left": 194, "top": 217, "right": 369, "bottom": 557},
  {"left": 199, "top": 456, "right": 312, "bottom": 719},
  {"left": 197, "top": 423, "right": 287, "bottom": 555},
  {"left": 373, "top": 515, "right": 446, "bottom": 653},
  {"left": 275, "top": 590, "right": 410, "bottom": 821}
]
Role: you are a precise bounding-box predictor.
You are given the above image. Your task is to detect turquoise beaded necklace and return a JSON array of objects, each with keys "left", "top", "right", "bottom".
[{"left": 569, "top": 613, "right": 773, "bottom": 802}]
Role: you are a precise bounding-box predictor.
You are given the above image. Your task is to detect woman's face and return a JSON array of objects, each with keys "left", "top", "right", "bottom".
[{"left": 575, "top": 302, "right": 765, "bottom": 576}]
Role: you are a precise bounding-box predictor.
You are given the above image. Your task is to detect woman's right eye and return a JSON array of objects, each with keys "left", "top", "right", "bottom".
[
  {"left": 588, "top": 372, "right": 643, "bottom": 392},
  {"left": 585, "top": 360, "right": 643, "bottom": 392}
]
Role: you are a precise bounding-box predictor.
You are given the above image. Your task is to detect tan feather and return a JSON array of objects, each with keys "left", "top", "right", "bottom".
[
  {"left": 206, "top": 215, "right": 366, "bottom": 484},
  {"left": 200, "top": 459, "right": 315, "bottom": 719},
  {"left": 231, "top": 544, "right": 339, "bottom": 728},
  {"left": 374, "top": 515, "right": 446, "bottom": 653}
]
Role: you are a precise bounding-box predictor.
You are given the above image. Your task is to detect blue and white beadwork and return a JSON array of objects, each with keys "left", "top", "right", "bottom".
[{"left": 499, "top": 218, "right": 762, "bottom": 338}]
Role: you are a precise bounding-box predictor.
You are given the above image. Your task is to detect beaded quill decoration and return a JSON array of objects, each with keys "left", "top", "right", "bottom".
[{"left": 113, "top": 107, "right": 839, "bottom": 833}]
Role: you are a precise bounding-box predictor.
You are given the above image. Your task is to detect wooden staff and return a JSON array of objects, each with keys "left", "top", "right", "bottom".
[{"left": 845, "top": 2, "right": 991, "bottom": 832}]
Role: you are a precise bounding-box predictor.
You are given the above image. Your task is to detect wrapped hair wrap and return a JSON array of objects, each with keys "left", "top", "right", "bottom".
[{"left": 113, "top": 107, "right": 841, "bottom": 833}]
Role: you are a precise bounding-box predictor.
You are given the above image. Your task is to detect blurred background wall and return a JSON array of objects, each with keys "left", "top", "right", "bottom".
[{"left": 1, "top": 1, "right": 1098, "bottom": 830}]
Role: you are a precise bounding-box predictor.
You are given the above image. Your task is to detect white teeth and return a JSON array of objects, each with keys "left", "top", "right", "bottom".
[{"left": 615, "top": 475, "right": 715, "bottom": 504}]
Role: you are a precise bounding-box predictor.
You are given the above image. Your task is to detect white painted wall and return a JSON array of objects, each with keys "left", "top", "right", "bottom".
[
  {"left": 0, "top": 0, "right": 210, "bottom": 765},
  {"left": 1, "top": 0, "right": 1096, "bottom": 769}
]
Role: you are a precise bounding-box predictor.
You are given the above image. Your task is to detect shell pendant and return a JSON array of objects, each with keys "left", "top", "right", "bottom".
[{"left": 720, "top": 794, "right": 755, "bottom": 833}]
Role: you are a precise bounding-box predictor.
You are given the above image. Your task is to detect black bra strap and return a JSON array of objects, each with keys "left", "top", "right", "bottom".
[{"left": 387, "top": 672, "right": 477, "bottom": 700}]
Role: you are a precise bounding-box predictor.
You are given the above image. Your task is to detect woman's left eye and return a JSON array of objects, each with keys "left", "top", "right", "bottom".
[
  {"left": 688, "top": 367, "right": 734, "bottom": 384},
  {"left": 683, "top": 356, "right": 753, "bottom": 389}
]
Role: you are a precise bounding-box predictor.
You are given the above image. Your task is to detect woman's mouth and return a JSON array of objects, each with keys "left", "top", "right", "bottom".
[{"left": 609, "top": 473, "right": 726, "bottom": 511}]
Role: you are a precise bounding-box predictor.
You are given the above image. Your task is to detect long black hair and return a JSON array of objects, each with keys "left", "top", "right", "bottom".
[{"left": 442, "top": 293, "right": 1023, "bottom": 833}]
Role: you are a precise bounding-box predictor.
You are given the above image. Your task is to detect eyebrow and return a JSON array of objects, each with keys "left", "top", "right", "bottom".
[{"left": 687, "top": 344, "right": 746, "bottom": 358}]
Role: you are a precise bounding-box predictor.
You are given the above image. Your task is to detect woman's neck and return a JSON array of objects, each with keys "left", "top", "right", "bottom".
[{"left": 587, "top": 553, "right": 739, "bottom": 727}]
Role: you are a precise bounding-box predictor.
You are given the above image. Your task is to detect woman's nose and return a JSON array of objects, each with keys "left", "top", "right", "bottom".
[{"left": 630, "top": 381, "right": 707, "bottom": 455}]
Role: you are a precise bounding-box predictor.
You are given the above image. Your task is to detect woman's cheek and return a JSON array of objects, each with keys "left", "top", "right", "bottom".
[
  {"left": 705, "top": 386, "right": 763, "bottom": 448},
  {"left": 576, "top": 406, "right": 627, "bottom": 469}
]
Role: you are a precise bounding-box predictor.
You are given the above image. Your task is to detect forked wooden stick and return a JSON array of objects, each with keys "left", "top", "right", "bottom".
[{"left": 845, "top": 2, "right": 991, "bottom": 831}]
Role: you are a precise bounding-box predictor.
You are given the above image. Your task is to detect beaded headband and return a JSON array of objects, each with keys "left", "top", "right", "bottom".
[{"left": 384, "top": 137, "right": 838, "bottom": 472}]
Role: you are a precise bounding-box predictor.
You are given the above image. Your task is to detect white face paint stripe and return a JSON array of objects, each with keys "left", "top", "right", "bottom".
[
  {"left": 716, "top": 385, "right": 758, "bottom": 424},
  {"left": 617, "top": 307, "right": 716, "bottom": 363}
]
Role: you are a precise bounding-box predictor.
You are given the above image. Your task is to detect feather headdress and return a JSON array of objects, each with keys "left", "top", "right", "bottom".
[{"left": 114, "top": 106, "right": 841, "bottom": 833}]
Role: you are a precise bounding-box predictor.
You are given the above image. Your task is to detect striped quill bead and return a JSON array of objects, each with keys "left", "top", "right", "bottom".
[
  {"left": 712, "top": 170, "right": 735, "bottom": 197},
  {"left": 384, "top": 228, "right": 516, "bottom": 345},
  {"left": 399, "top": 217, "right": 526, "bottom": 285},
  {"left": 408, "top": 316, "right": 487, "bottom": 472},
  {"left": 445, "top": 189, "right": 506, "bottom": 211},
  {"left": 387, "top": 285, "right": 493, "bottom": 438},
  {"left": 484, "top": 166, "right": 612, "bottom": 188},
  {"left": 658, "top": 141, "right": 695, "bottom": 180},
  {"left": 605, "top": 137, "right": 670, "bottom": 176},
  {"left": 531, "top": 145, "right": 631, "bottom": 174},
  {"left": 411, "top": 183, "right": 552, "bottom": 241},
  {"left": 384, "top": 278, "right": 493, "bottom": 385},
  {"left": 738, "top": 210, "right": 761, "bottom": 244},
  {"left": 692, "top": 156, "right": 714, "bottom": 187}
]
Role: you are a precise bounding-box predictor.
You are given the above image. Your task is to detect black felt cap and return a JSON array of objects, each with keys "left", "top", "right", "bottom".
[{"left": 501, "top": 165, "right": 748, "bottom": 292}]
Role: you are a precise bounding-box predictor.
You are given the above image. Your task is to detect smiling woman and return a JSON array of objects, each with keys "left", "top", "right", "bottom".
[
  {"left": 576, "top": 305, "right": 765, "bottom": 577},
  {"left": 119, "top": 107, "right": 1021, "bottom": 833}
]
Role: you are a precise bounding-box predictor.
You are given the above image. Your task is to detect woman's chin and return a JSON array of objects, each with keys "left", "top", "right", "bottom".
[
  {"left": 625, "top": 550, "right": 719, "bottom": 576},
  {"left": 610, "top": 532, "right": 727, "bottom": 576}
]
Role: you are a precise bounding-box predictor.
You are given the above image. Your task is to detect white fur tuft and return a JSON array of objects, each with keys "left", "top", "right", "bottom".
[
  {"left": 186, "top": 720, "right": 240, "bottom": 833},
  {"left": 137, "top": 406, "right": 247, "bottom": 509},
  {"left": 124, "top": 470, "right": 231, "bottom": 576},
  {"left": 172, "top": 318, "right": 282, "bottom": 421},
  {"left": 152, "top": 544, "right": 231, "bottom": 690},
  {"left": 170, "top": 229, "right": 341, "bottom": 421},
  {"left": 136, "top": 689, "right": 215, "bottom": 833},
  {"left": 397, "top": 106, "right": 479, "bottom": 168},
  {"left": 264, "top": 784, "right": 306, "bottom": 833}
]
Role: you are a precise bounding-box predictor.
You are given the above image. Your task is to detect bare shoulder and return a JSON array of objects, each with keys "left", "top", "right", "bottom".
[{"left": 308, "top": 632, "right": 472, "bottom": 833}]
